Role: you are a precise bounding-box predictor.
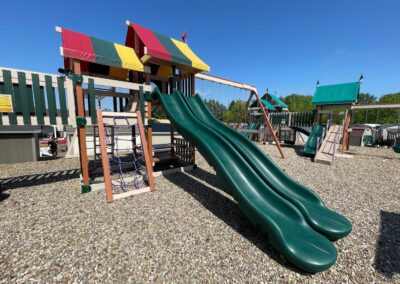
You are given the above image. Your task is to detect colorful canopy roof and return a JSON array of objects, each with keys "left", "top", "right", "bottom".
[
  {"left": 312, "top": 82, "right": 360, "bottom": 105},
  {"left": 60, "top": 28, "right": 144, "bottom": 72},
  {"left": 126, "top": 21, "right": 209, "bottom": 73}
]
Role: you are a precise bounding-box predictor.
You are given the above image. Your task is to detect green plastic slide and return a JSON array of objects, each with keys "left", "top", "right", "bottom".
[
  {"left": 184, "top": 94, "right": 351, "bottom": 240},
  {"left": 303, "top": 124, "right": 325, "bottom": 156},
  {"left": 154, "top": 89, "right": 337, "bottom": 273}
]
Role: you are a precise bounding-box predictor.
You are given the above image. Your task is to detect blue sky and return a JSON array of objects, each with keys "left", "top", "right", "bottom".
[{"left": 0, "top": 0, "right": 399, "bottom": 102}]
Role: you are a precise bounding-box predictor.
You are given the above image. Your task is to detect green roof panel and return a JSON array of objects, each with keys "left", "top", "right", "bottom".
[
  {"left": 250, "top": 99, "right": 276, "bottom": 110},
  {"left": 312, "top": 82, "right": 360, "bottom": 105},
  {"left": 269, "top": 93, "right": 288, "bottom": 108}
]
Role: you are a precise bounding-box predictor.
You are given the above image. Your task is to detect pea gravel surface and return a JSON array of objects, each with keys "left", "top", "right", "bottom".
[{"left": 0, "top": 145, "right": 399, "bottom": 283}]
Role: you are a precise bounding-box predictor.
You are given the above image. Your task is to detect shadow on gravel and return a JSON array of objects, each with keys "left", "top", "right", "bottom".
[
  {"left": 165, "top": 168, "right": 310, "bottom": 275},
  {"left": 0, "top": 169, "right": 80, "bottom": 190},
  {"left": 375, "top": 211, "right": 400, "bottom": 278},
  {"left": 281, "top": 144, "right": 309, "bottom": 159},
  {"left": 347, "top": 152, "right": 400, "bottom": 160}
]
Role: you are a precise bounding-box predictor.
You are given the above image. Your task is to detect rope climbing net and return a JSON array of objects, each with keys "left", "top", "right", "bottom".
[
  {"left": 97, "top": 110, "right": 155, "bottom": 203},
  {"left": 104, "top": 117, "right": 148, "bottom": 192}
]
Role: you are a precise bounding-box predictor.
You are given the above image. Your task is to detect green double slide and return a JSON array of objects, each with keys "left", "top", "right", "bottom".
[{"left": 154, "top": 89, "right": 351, "bottom": 272}]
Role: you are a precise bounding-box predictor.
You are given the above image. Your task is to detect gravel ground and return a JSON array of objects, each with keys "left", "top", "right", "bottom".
[{"left": 0, "top": 145, "right": 399, "bottom": 283}]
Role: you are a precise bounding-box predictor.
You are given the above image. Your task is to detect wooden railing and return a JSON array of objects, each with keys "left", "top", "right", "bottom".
[{"left": 173, "top": 137, "right": 194, "bottom": 165}]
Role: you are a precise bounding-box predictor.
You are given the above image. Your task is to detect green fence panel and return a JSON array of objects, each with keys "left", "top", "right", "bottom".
[
  {"left": 57, "top": 77, "right": 68, "bottom": 125},
  {"left": 1, "top": 70, "right": 17, "bottom": 125},
  {"left": 88, "top": 78, "right": 97, "bottom": 124},
  {"left": 16, "top": 72, "right": 31, "bottom": 125},
  {"left": 45, "top": 75, "right": 57, "bottom": 125},
  {"left": 32, "top": 74, "right": 45, "bottom": 125},
  {"left": 0, "top": 83, "right": 4, "bottom": 125},
  {"left": 26, "top": 85, "right": 35, "bottom": 113}
]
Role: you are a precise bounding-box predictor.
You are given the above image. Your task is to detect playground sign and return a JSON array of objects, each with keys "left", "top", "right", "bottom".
[{"left": 0, "top": 95, "right": 13, "bottom": 113}]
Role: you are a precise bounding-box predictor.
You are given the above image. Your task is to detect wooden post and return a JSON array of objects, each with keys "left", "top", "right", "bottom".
[
  {"left": 145, "top": 74, "right": 153, "bottom": 167},
  {"left": 340, "top": 109, "right": 352, "bottom": 154},
  {"left": 263, "top": 123, "right": 267, "bottom": 145},
  {"left": 137, "top": 111, "right": 155, "bottom": 191},
  {"left": 235, "top": 91, "right": 254, "bottom": 130},
  {"left": 73, "top": 60, "right": 90, "bottom": 187},
  {"left": 313, "top": 106, "right": 320, "bottom": 124},
  {"left": 253, "top": 91, "right": 285, "bottom": 159},
  {"left": 96, "top": 109, "right": 113, "bottom": 202},
  {"left": 190, "top": 73, "right": 196, "bottom": 166}
]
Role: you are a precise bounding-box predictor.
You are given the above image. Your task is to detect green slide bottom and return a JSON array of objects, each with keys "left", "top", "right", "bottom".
[
  {"left": 291, "top": 126, "right": 312, "bottom": 136},
  {"left": 185, "top": 94, "right": 351, "bottom": 240},
  {"left": 303, "top": 124, "right": 325, "bottom": 156},
  {"left": 154, "top": 89, "right": 338, "bottom": 273}
]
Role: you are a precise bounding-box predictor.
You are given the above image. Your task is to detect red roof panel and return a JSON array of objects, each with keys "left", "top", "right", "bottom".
[{"left": 128, "top": 22, "right": 171, "bottom": 61}]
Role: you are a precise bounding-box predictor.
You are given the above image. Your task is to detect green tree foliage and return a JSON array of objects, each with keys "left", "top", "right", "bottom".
[
  {"left": 222, "top": 100, "right": 248, "bottom": 123},
  {"left": 376, "top": 93, "right": 400, "bottom": 124},
  {"left": 281, "top": 94, "right": 314, "bottom": 112},
  {"left": 353, "top": 93, "right": 378, "bottom": 124},
  {"left": 353, "top": 93, "right": 400, "bottom": 124},
  {"left": 204, "top": 99, "right": 227, "bottom": 121}
]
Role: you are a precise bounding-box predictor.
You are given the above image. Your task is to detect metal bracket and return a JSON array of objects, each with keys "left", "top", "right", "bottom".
[
  {"left": 76, "top": 117, "right": 87, "bottom": 127},
  {"left": 58, "top": 68, "right": 84, "bottom": 84},
  {"left": 81, "top": 185, "right": 91, "bottom": 193}
]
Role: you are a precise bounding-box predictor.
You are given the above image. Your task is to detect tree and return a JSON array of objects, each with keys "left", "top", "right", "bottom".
[
  {"left": 353, "top": 93, "right": 378, "bottom": 124},
  {"left": 204, "top": 99, "right": 227, "bottom": 121},
  {"left": 222, "top": 99, "right": 247, "bottom": 123},
  {"left": 281, "top": 94, "right": 314, "bottom": 112},
  {"left": 376, "top": 93, "right": 400, "bottom": 124}
]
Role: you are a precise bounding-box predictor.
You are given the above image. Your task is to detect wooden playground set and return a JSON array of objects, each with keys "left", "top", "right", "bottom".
[{"left": 0, "top": 20, "right": 399, "bottom": 273}]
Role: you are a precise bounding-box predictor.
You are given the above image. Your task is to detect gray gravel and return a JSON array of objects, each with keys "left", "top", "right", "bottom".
[{"left": 0, "top": 145, "right": 399, "bottom": 283}]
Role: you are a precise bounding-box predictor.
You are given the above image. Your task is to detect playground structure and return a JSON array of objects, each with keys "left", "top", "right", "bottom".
[
  {"left": 0, "top": 20, "right": 357, "bottom": 272},
  {"left": 307, "top": 80, "right": 400, "bottom": 164}
]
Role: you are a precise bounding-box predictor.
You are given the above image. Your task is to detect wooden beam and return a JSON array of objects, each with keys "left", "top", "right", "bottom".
[
  {"left": 137, "top": 111, "right": 155, "bottom": 191},
  {"left": 351, "top": 104, "right": 400, "bottom": 110},
  {"left": 74, "top": 60, "right": 90, "bottom": 187},
  {"left": 235, "top": 92, "right": 254, "bottom": 130},
  {"left": 195, "top": 73, "right": 256, "bottom": 92},
  {"left": 96, "top": 109, "right": 114, "bottom": 202},
  {"left": 190, "top": 74, "right": 196, "bottom": 166},
  {"left": 253, "top": 90, "right": 285, "bottom": 159},
  {"left": 340, "top": 110, "right": 352, "bottom": 154}
]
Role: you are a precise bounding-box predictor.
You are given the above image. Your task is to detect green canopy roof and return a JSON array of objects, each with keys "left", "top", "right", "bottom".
[
  {"left": 312, "top": 82, "right": 360, "bottom": 105},
  {"left": 250, "top": 99, "right": 275, "bottom": 110},
  {"left": 263, "top": 93, "right": 288, "bottom": 108}
]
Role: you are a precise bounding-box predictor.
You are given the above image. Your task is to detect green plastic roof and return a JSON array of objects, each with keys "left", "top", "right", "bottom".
[
  {"left": 268, "top": 93, "right": 288, "bottom": 108},
  {"left": 250, "top": 99, "right": 276, "bottom": 110},
  {"left": 312, "top": 82, "right": 360, "bottom": 105}
]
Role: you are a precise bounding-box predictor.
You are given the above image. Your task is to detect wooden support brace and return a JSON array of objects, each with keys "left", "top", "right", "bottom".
[
  {"left": 235, "top": 91, "right": 254, "bottom": 130},
  {"left": 74, "top": 60, "right": 90, "bottom": 188},
  {"left": 340, "top": 110, "right": 352, "bottom": 154},
  {"left": 96, "top": 109, "right": 113, "bottom": 202},
  {"left": 253, "top": 91, "right": 285, "bottom": 159},
  {"left": 137, "top": 111, "right": 155, "bottom": 191}
]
